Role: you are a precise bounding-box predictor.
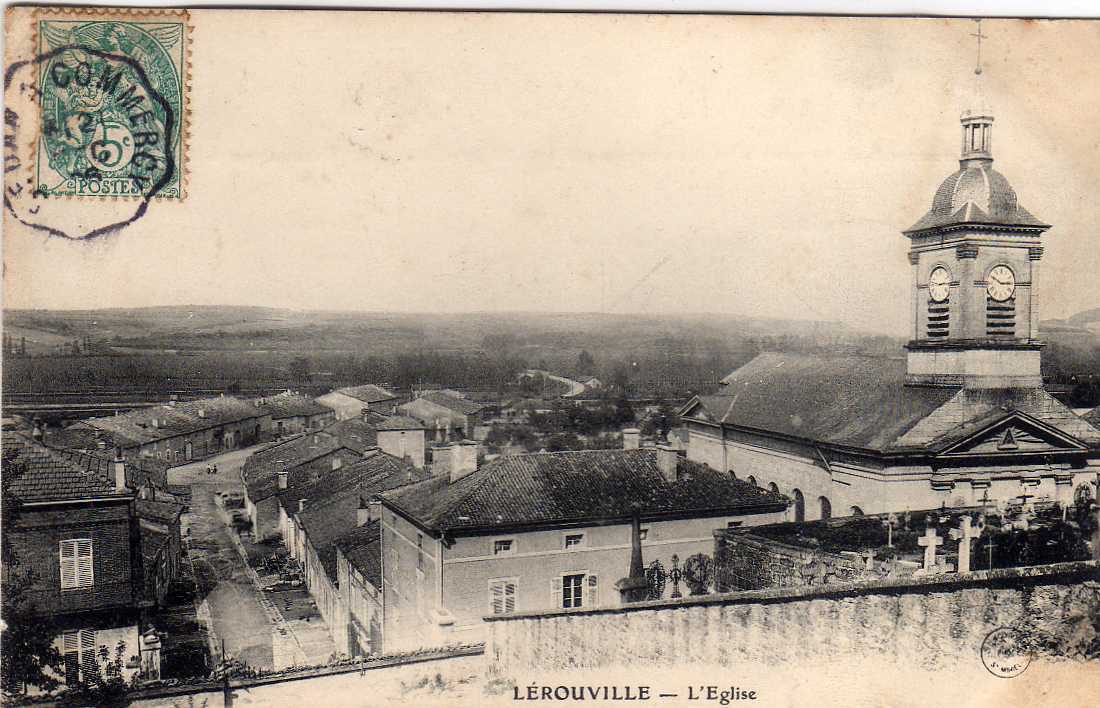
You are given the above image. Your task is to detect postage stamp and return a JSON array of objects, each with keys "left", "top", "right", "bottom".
[{"left": 33, "top": 8, "right": 189, "bottom": 200}]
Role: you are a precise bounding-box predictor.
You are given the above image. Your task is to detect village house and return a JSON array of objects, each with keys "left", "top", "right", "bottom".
[
  {"left": 285, "top": 450, "right": 430, "bottom": 656},
  {"left": 324, "top": 412, "right": 428, "bottom": 468},
  {"left": 240, "top": 432, "right": 360, "bottom": 541},
  {"left": 1, "top": 432, "right": 183, "bottom": 689},
  {"left": 398, "top": 391, "right": 486, "bottom": 443},
  {"left": 255, "top": 391, "right": 336, "bottom": 437},
  {"left": 680, "top": 108, "right": 1100, "bottom": 521},
  {"left": 374, "top": 440, "right": 788, "bottom": 652},
  {"left": 333, "top": 521, "right": 383, "bottom": 657},
  {"left": 316, "top": 385, "right": 400, "bottom": 421},
  {"left": 80, "top": 395, "right": 272, "bottom": 467}
]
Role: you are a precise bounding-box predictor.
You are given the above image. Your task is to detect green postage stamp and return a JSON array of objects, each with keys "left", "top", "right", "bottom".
[{"left": 34, "top": 9, "right": 189, "bottom": 199}]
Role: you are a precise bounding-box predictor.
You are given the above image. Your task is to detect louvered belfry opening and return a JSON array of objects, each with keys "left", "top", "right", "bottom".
[
  {"left": 986, "top": 295, "right": 1016, "bottom": 336},
  {"left": 927, "top": 296, "right": 950, "bottom": 339}
]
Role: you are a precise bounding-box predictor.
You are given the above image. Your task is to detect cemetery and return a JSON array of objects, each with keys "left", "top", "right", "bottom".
[{"left": 713, "top": 494, "right": 1098, "bottom": 592}]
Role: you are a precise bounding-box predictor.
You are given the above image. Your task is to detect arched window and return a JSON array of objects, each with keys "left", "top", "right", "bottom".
[
  {"left": 792, "top": 489, "right": 805, "bottom": 522},
  {"left": 849, "top": 506, "right": 864, "bottom": 517},
  {"left": 819, "top": 496, "right": 832, "bottom": 520},
  {"left": 768, "top": 482, "right": 779, "bottom": 495},
  {"left": 747, "top": 475, "right": 758, "bottom": 487}
]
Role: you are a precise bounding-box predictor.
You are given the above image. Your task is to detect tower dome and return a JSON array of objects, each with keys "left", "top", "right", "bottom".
[{"left": 905, "top": 111, "right": 1047, "bottom": 235}]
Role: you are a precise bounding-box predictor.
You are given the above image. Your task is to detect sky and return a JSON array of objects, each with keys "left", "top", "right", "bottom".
[{"left": 4, "top": 13, "right": 1099, "bottom": 335}]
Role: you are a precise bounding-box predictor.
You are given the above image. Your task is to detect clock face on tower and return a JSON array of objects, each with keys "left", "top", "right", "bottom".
[
  {"left": 986, "top": 265, "right": 1016, "bottom": 302},
  {"left": 928, "top": 266, "right": 951, "bottom": 302}
]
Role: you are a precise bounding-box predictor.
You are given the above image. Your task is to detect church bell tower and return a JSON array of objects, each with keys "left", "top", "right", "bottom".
[{"left": 903, "top": 23, "right": 1050, "bottom": 389}]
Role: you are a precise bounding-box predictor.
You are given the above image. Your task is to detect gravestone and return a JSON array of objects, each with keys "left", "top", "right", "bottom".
[
  {"left": 949, "top": 516, "right": 980, "bottom": 574},
  {"left": 917, "top": 526, "right": 943, "bottom": 572}
]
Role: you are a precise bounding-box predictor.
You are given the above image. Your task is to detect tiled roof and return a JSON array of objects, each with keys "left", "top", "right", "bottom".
[
  {"left": 136, "top": 497, "right": 184, "bottom": 523},
  {"left": 85, "top": 396, "right": 266, "bottom": 446},
  {"left": 333, "top": 520, "right": 382, "bottom": 587},
  {"left": 323, "top": 417, "right": 379, "bottom": 453},
  {"left": 295, "top": 454, "right": 429, "bottom": 582},
  {"left": 702, "top": 353, "right": 959, "bottom": 452},
  {"left": 1084, "top": 406, "right": 1100, "bottom": 427},
  {"left": 44, "top": 446, "right": 171, "bottom": 490},
  {"left": 417, "top": 391, "right": 485, "bottom": 415},
  {"left": 335, "top": 385, "right": 399, "bottom": 404},
  {"left": 2, "top": 432, "right": 120, "bottom": 502},
  {"left": 380, "top": 448, "right": 786, "bottom": 534},
  {"left": 697, "top": 353, "right": 1100, "bottom": 454},
  {"left": 241, "top": 433, "right": 347, "bottom": 501},
  {"left": 255, "top": 392, "right": 333, "bottom": 419},
  {"left": 373, "top": 415, "right": 427, "bottom": 431}
]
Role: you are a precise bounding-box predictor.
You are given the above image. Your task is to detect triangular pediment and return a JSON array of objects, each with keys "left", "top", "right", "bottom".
[{"left": 935, "top": 411, "right": 1088, "bottom": 458}]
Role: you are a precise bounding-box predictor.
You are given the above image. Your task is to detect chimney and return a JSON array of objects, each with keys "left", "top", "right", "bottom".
[
  {"left": 362, "top": 408, "right": 371, "bottom": 421},
  {"left": 622, "top": 427, "right": 641, "bottom": 450},
  {"left": 332, "top": 456, "right": 343, "bottom": 470},
  {"left": 357, "top": 499, "right": 379, "bottom": 527},
  {"left": 277, "top": 469, "right": 288, "bottom": 490},
  {"left": 197, "top": 408, "right": 206, "bottom": 419},
  {"left": 151, "top": 418, "right": 159, "bottom": 429},
  {"left": 298, "top": 498, "right": 307, "bottom": 514},
  {"left": 449, "top": 441, "right": 478, "bottom": 483},
  {"left": 112, "top": 447, "right": 128, "bottom": 492},
  {"left": 656, "top": 445, "right": 679, "bottom": 483},
  {"left": 31, "top": 421, "right": 43, "bottom": 441}
]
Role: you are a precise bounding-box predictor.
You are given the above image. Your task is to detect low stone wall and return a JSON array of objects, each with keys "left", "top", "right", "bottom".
[{"left": 485, "top": 561, "right": 1100, "bottom": 673}]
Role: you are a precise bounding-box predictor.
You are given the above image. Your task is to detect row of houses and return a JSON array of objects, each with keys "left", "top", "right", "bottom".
[{"left": 247, "top": 414, "right": 790, "bottom": 656}]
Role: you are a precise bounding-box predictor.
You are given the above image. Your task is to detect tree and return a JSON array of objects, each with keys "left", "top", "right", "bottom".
[
  {"left": 1, "top": 449, "right": 63, "bottom": 696},
  {"left": 576, "top": 350, "right": 596, "bottom": 373},
  {"left": 288, "top": 356, "right": 312, "bottom": 383}
]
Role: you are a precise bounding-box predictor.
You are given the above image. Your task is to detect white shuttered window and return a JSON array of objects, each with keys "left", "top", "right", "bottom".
[
  {"left": 60, "top": 539, "right": 94, "bottom": 590},
  {"left": 488, "top": 578, "right": 517, "bottom": 615}
]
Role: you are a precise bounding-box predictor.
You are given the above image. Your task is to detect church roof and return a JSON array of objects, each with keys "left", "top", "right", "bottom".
[
  {"left": 686, "top": 353, "right": 1100, "bottom": 455},
  {"left": 905, "top": 163, "right": 1048, "bottom": 234}
]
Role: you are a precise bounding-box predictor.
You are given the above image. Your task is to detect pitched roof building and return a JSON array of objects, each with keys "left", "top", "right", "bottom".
[
  {"left": 374, "top": 446, "right": 787, "bottom": 651},
  {"left": 254, "top": 391, "right": 336, "bottom": 435},
  {"left": 316, "top": 385, "right": 400, "bottom": 421},
  {"left": 2, "top": 432, "right": 183, "bottom": 687},
  {"left": 680, "top": 105, "right": 1100, "bottom": 522},
  {"left": 83, "top": 395, "right": 271, "bottom": 465}
]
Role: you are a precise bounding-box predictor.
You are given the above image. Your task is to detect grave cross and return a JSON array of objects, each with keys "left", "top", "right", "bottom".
[
  {"left": 948, "top": 516, "right": 980, "bottom": 574},
  {"left": 882, "top": 513, "right": 898, "bottom": 548},
  {"left": 917, "top": 526, "right": 944, "bottom": 571}
]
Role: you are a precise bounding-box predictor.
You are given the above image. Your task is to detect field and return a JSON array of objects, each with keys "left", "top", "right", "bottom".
[{"left": 4, "top": 306, "right": 1097, "bottom": 406}]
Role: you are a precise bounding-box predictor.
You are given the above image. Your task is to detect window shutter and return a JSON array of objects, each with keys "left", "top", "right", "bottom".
[
  {"left": 490, "top": 581, "right": 504, "bottom": 615},
  {"left": 62, "top": 631, "right": 79, "bottom": 654},
  {"left": 552, "top": 576, "right": 563, "bottom": 608},
  {"left": 80, "top": 630, "right": 97, "bottom": 679},
  {"left": 76, "top": 540, "right": 94, "bottom": 588},
  {"left": 504, "top": 581, "right": 516, "bottom": 613},
  {"left": 60, "top": 541, "right": 76, "bottom": 589},
  {"left": 585, "top": 574, "right": 599, "bottom": 608}
]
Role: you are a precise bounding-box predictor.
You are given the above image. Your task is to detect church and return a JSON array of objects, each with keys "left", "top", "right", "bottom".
[{"left": 680, "top": 91, "right": 1100, "bottom": 521}]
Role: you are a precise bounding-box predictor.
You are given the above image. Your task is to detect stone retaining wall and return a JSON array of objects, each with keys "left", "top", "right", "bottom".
[{"left": 485, "top": 561, "right": 1100, "bottom": 673}]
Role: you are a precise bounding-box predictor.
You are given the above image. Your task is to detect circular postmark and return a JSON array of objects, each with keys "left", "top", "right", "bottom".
[
  {"left": 5, "top": 14, "right": 185, "bottom": 240},
  {"left": 980, "top": 627, "right": 1032, "bottom": 679}
]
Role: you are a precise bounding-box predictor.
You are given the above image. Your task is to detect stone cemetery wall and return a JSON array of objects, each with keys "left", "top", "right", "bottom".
[
  {"left": 714, "top": 532, "right": 883, "bottom": 590},
  {"left": 485, "top": 561, "right": 1099, "bottom": 674}
]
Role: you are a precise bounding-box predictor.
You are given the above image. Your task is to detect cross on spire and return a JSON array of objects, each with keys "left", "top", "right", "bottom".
[{"left": 971, "top": 18, "right": 988, "bottom": 76}]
